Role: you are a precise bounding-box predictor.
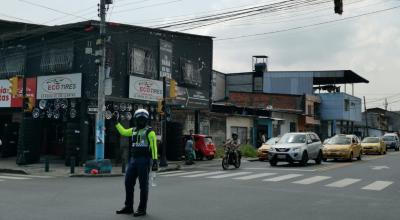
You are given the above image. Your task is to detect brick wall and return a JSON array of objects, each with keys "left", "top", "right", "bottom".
[{"left": 229, "top": 92, "right": 303, "bottom": 111}]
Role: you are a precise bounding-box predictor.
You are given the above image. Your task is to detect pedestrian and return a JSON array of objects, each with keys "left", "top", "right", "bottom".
[
  {"left": 185, "top": 136, "right": 196, "bottom": 165},
  {"left": 114, "top": 108, "right": 158, "bottom": 217}
]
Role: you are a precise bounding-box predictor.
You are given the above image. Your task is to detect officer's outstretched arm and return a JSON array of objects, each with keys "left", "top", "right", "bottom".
[
  {"left": 148, "top": 131, "right": 158, "bottom": 160},
  {"left": 115, "top": 123, "right": 133, "bottom": 137}
]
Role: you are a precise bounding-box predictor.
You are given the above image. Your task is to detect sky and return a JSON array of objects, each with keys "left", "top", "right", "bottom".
[{"left": 1, "top": 0, "right": 400, "bottom": 110}]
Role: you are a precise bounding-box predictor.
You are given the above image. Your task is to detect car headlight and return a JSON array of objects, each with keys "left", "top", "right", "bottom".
[
  {"left": 270, "top": 147, "right": 275, "bottom": 152},
  {"left": 292, "top": 148, "right": 300, "bottom": 153}
]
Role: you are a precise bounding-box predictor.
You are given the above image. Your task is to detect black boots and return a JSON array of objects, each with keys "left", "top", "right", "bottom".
[
  {"left": 133, "top": 210, "right": 147, "bottom": 217},
  {"left": 116, "top": 206, "right": 133, "bottom": 214}
]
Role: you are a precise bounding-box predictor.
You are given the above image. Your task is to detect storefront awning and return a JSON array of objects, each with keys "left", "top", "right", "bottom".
[{"left": 258, "top": 116, "right": 285, "bottom": 121}]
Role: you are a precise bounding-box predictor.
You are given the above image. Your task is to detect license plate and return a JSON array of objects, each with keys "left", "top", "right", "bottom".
[
  {"left": 209, "top": 152, "right": 214, "bottom": 155},
  {"left": 277, "top": 155, "right": 286, "bottom": 159}
]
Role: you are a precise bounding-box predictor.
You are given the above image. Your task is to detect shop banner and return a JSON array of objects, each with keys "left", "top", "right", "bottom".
[
  {"left": 159, "top": 40, "right": 173, "bottom": 79},
  {"left": 129, "top": 76, "right": 163, "bottom": 102},
  {"left": 0, "top": 80, "right": 11, "bottom": 107},
  {"left": 37, "top": 73, "right": 82, "bottom": 99},
  {"left": 0, "top": 77, "right": 37, "bottom": 108},
  {"left": 167, "top": 85, "right": 209, "bottom": 109}
]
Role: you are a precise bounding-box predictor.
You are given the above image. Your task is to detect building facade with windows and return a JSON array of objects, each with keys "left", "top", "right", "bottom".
[{"left": 0, "top": 20, "right": 212, "bottom": 164}]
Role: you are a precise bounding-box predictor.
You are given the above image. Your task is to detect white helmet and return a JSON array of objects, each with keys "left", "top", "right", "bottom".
[{"left": 134, "top": 108, "right": 149, "bottom": 119}]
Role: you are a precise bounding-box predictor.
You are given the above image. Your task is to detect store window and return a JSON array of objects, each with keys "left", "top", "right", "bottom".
[
  {"left": 231, "top": 126, "right": 247, "bottom": 144},
  {"left": 0, "top": 47, "right": 26, "bottom": 75},
  {"left": 128, "top": 47, "right": 156, "bottom": 78},
  {"left": 41, "top": 42, "right": 73, "bottom": 73}
]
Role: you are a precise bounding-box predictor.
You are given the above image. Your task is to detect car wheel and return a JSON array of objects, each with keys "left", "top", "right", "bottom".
[
  {"left": 357, "top": 151, "right": 362, "bottom": 161},
  {"left": 348, "top": 152, "right": 353, "bottom": 162},
  {"left": 396, "top": 147, "right": 400, "bottom": 152},
  {"left": 206, "top": 156, "right": 214, "bottom": 160},
  {"left": 322, "top": 158, "right": 328, "bottom": 162},
  {"left": 269, "top": 159, "right": 277, "bottom": 166},
  {"left": 384, "top": 147, "right": 387, "bottom": 154},
  {"left": 299, "top": 151, "right": 308, "bottom": 166},
  {"left": 315, "top": 150, "right": 322, "bottom": 165}
]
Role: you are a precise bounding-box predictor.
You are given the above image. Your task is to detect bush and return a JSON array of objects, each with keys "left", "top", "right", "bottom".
[
  {"left": 216, "top": 144, "right": 258, "bottom": 158},
  {"left": 240, "top": 144, "right": 258, "bottom": 158}
]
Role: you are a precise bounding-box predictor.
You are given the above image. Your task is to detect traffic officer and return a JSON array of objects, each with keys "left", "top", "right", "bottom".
[{"left": 115, "top": 108, "right": 158, "bottom": 217}]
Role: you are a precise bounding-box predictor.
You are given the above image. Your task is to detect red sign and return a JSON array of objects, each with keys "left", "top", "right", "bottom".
[{"left": 9, "top": 77, "right": 37, "bottom": 108}]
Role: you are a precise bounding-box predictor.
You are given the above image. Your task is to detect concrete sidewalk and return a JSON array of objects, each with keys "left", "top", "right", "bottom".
[
  {"left": 0, "top": 157, "right": 181, "bottom": 177},
  {"left": 0, "top": 156, "right": 233, "bottom": 177}
]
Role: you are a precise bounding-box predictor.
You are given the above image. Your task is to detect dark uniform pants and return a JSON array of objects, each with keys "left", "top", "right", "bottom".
[{"left": 124, "top": 157, "right": 151, "bottom": 211}]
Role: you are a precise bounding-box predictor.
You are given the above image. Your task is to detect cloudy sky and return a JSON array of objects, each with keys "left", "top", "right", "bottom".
[{"left": 2, "top": 0, "right": 400, "bottom": 109}]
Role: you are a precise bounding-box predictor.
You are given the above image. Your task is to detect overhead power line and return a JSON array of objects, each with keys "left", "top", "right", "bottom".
[{"left": 215, "top": 4, "right": 400, "bottom": 41}]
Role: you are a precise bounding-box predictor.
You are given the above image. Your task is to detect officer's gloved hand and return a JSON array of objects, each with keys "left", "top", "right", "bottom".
[
  {"left": 152, "top": 160, "right": 159, "bottom": 171},
  {"left": 111, "top": 113, "right": 120, "bottom": 125}
]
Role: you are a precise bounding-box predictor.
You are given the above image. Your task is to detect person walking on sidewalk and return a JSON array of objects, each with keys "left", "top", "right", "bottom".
[{"left": 115, "top": 109, "right": 158, "bottom": 217}]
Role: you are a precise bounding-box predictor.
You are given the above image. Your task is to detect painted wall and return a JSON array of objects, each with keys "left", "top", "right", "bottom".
[
  {"left": 226, "top": 116, "right": 253, "bottom": 144},
  {"left": 319, "top": 93, "right": 362, "bottom": 122},
  {"left": 264, "top": 71, "right": 313, "bottom": 95},
  {"left": 212, "top": 71, "right": 226, "bottom": 101},
  {"left": 271, "top": 112, "right": 299, "bottom": 136},
  {"left": 225, "top": 73, "right": 253, "bottom": 97}
]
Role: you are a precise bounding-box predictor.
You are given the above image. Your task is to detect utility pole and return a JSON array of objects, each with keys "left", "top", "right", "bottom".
[
  {"left": 159, "top": 77, "right": 168, "bottom": 167},
  {"left": 384, "top": 98, "right": 388, "bottom": 111},
  {"left": 363, "top": 96, "right": 369, "bottom": 137},
  {"left": 95, "top": 0, "right": 112, "bottom": 160}
]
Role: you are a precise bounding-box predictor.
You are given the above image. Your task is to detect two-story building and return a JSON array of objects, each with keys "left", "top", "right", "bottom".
[{"left": 0, "top": 20, "right": 212, "bottom": 164}]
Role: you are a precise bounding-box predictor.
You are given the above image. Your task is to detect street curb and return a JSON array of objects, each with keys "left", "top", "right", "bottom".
[
  {"left": 69, "top": 164, "right": 181, "bottom": 177},
  {"left": 0, "top": 168, "right": 29, "bottom": 175},
  {"left": 70, "top": 173, "right": 124, "bottom": 177}
]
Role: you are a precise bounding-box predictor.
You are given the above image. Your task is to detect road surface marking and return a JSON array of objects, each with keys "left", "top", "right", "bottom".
[
  {"left": 0, "top": 179, "right": 4, "bottom": 182},
  {"left": 362, "top": 181, "right": 393, "bottom": 191},
  {"left": 162, "top": 171, "right": 206, "bottom": 177},
  {"left": 263, "top": 174, "right": 303, "bottom": 182},
  {"left": 207, "top": 172, "right": 252, "bottom": 179},
  {"left": 157, "top": 171, "right": 185, "bottom": 175},
  {"left": 243, "top": 167, "right": 317, "bottom": 172},
  {"left": 293, "top": 176, "right": 331, "bottom": 185},
  {"left": 370, "top": 166, "right": 389, "bottom": 170},
  {"left": 183, "top": 171, "right": 227, "bottom": 178},
  {"left": 326, "top": 178, "right": 361, "bottom": 188},
  {"left": 316, "top": 163, "right": 353, "bottom": 172},
  {"left": 0, "top": 175, "right": 31, "bottom": 180},
  {"left": 233, "top": 173, "right": 277, "bottom": 180}
]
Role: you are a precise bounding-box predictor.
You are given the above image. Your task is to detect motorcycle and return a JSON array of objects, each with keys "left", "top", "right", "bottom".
[
  {"left": 185, "top": 149, "right": 195, "bottom": 165},
  {"left": 222, "top": 147, "right": 241, "bottom": 170}
]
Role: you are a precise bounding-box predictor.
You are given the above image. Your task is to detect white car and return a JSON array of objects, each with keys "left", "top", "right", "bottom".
[{"left": 269, "top": 132, "right": 323, "bottom": 166}]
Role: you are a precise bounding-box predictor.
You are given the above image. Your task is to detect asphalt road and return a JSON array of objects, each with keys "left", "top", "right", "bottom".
[{"left": 1, "top": 151, "right": 400, "bottom": 220}]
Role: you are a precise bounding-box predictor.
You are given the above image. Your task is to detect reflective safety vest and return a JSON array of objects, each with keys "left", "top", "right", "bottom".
[{"left": 131, "top": 127, "right": 152, "bottom": 158}]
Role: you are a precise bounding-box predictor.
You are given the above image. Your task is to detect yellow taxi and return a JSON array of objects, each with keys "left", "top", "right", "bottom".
[
  {"left": 322, "top": 134, "right": 362, "bottom": 162},
  {"left": 361, "top": 137, "right": 386, "bottom": 155},
  {"left": 257, "top": 137, "right": 279, "bottom": 161}
]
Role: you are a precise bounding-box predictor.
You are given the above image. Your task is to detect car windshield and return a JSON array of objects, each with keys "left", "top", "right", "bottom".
[
  {"left": 383, "top": 136, "right": 396, "bottom": 141},
  {"left": 266, "top": 138, "right": 278, "bottom": 145},
  {"left": 362, "top": 137, "right": 379, "bottom": 143},
  {"left": 327, "top": 136, "right": 351, "bottom": 145},
  {"left": 278, "top": 134, "right": 306, "bottom": 144}
]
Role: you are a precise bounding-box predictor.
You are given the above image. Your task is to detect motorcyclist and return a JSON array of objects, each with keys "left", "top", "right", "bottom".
[{"left": 224, "top": 133, "right": 241, "bottom": 161}]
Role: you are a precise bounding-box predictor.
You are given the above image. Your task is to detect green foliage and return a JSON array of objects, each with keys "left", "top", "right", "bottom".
[
  {"left": 240, "top": 144, "right": 258, "bottom": 158},
  {"left": 216, "top": 144, "right": 258, "bottom": 158}
]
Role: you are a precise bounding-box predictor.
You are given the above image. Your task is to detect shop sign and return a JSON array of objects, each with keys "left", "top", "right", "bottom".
[
  {"left": 37, "top": 73, "right": 82, "bottom": 99},
  {"left": 159, "top": 40, "right": 173, "bottom": 79},
  {"left": 129, "top": 76, "right": 163, "bottom": 102},
  {"left": 167, "top": 85, "right": 209, "bottom": 109},
  {"left": 0, "top": 77, "right": 37, "bottom": 108}
]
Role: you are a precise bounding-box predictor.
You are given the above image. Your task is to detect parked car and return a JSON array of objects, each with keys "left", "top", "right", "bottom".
[
  {"left": 268, "top": 132, "right": 323, "bottom": 166},
  {"left": 382, "top": 133, "right": 399, "bottom": 151},
  {"left": 361, "top": 137, "right": 386, "bottom": 155},
  {"left": 192, "top": 134, "right": 216, "bottom": 160},
  {"left": 322, "top": 134, "right": 362, "bottom": 161},
  {"left": 257, "top": 137, "right": 279, "bottom": 161}
]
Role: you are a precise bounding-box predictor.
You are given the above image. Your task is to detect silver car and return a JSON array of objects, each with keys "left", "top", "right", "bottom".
[{"left": 268, "top": 132, "right": 323, "bottom": 166}]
